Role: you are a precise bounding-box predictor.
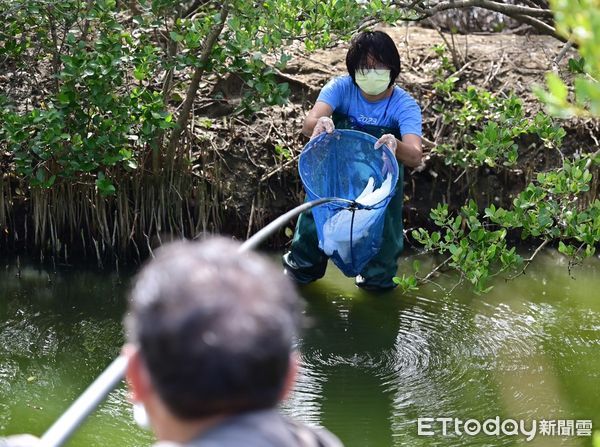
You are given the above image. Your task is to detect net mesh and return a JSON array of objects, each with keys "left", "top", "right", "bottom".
[{"left": 299, "top": 129, "right": 399, "bottom": 276}]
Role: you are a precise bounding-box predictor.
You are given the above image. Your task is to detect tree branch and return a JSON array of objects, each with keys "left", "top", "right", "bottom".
[
  {"left": 183, "top": 0, "right": 211, "bottom": 18},
  {"left": 400, "top": 0, "right": 554, "bottom": 19},
  {"left": 418, "top": 256, "right": 451, "bottom": 284},
  {"left": 552, "top": 38, "right": 573, "bottom": 69},
  {"left": 166, "top": 2, "right": 230, "bottom": 165},
  {"left": 508, "top": 238, "right": 549, "bottom": 279},
  {"left": 511, "top": 13, "right": 563, "bottom": 42},
  {"left": 394, "top": 0, "right": 563, "bottom": 40}
]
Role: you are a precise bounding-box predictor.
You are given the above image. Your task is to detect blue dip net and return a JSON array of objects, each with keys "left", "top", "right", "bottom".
[{"left": 299, "top": 129, "right": 399, "bottom": 277}]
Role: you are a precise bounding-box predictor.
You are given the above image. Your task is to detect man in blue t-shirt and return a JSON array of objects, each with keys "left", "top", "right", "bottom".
[{"left": 283, "top": 30, "right": 423, "bottom": 290}]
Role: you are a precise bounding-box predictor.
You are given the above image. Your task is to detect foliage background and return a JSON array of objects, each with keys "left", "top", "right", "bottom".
[{"left": 0, "top": 0, "right": 598, "bottom": 292}]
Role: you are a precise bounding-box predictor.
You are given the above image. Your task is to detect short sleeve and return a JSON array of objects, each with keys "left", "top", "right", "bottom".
[
  {"left": 398, "top": 98, "right": 423, "bottom": 136},
  {"left": 394, "top": 86, "right": 423, "bottom": 136},
  {"left": 316, "top": 76, "right": 350, "bottom": 112}
]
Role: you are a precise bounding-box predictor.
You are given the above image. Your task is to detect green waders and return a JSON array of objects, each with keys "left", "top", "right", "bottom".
[{"left": 282, "top": 115, "right": 405, "bottom": 290}]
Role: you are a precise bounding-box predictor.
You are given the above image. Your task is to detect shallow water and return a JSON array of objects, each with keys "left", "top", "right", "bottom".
[{"left": 1, "top": 251, "right": 599, "bottom": 446}]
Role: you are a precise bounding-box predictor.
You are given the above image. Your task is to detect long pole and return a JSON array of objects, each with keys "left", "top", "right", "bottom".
[{"left": 40, "top": 197, "right": 344, "bottom": 447}]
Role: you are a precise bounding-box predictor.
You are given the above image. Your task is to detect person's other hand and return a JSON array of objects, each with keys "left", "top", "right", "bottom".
[
  {"left": 0, "top": 434, "right": 41, "bottom": 447},
  {"left": 374, "top": 134, "right": 397, "bottom": 155},
  {"left": 311, "top": 116, "right": 335, "bottom": 139}
]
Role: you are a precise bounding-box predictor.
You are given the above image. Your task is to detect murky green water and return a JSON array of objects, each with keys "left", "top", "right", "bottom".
[{"left": 1, "top": 251, "right": 599, "bottom": 446}]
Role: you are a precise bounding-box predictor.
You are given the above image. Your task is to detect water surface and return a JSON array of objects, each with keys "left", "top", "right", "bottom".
[{"left": 1, "top": 251, "right": 599, "bottom": 446}]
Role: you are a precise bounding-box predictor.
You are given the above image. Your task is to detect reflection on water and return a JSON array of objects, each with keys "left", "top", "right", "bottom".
[
  {"left": 0, "top": 262, "right": 153, "bottom": 446},
  {"left": 282, "top": 251, "right": 600, "bottom": 447},
  {"left": 1, "top": 251, "right": 600, "bottom": 447}
]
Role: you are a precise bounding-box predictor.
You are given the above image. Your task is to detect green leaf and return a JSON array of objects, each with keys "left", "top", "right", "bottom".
[
  {"left": 284, "top": 227, "right": 293, "bottom": 238},
  {"left": 558, "top": 241, "right": 574, "bottom": 256},
  {"left": 169, "top": 31, "right": 184, "bottom": 42},
  {"left": 96, "top": 174, "right": 116, "bottom": 196},
  {"left": 44, "top": 175, "right": 57, "bottom": 188},
  {"left": 412, "top": 260, "right": 421, "bottom": 274},
  {"left": 567, "top": 57, "right": 585, "bottom": 74},
  {"left": 551, "top": 73, "right": 571, "bottom": 102},
  {"left": 35, "top": 169, "right": 46, "bottom": 183},
  {"left": 133, "top": 66, "right": 146, "bottom": 81}
]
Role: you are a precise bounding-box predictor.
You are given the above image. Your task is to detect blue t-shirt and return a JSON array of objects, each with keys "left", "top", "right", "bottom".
[{"left": 317, "top": 75, "right": 422, "bottom": 137}]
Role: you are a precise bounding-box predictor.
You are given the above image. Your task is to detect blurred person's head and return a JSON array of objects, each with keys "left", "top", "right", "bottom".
[{"left": 124, "top": 237, "right": 303, "bottom": 442}]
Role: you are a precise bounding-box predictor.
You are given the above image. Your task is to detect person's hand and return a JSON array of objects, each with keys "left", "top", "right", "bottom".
[
  {"left": 374, "top": 133, "right": 397, "bottom": 155},
  {"left": 311, "top": 116, "right": 335, "bottom": 139}
]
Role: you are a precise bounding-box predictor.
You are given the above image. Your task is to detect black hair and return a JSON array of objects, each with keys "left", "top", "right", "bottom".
[
  {"left": 125, "top": 237, "right": 303, "bottom": 420},
  {"left": 346, "top": 31, "right": 401, "bottom": 88}
]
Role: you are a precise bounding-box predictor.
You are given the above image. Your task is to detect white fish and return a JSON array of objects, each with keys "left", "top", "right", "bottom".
[
  {"left": 356, "top": 173, "right": 393, "bottom": 207},
  {"left": 355, "top": 177, "right": 375, "bottom": 203},
  {"left": 322, "top": 173, "right": 393, "bottom": 264}
]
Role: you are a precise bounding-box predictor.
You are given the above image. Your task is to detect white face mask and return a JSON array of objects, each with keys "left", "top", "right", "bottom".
[{"left": 355, "top": 69, "right": 391, "bottom": 96}]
